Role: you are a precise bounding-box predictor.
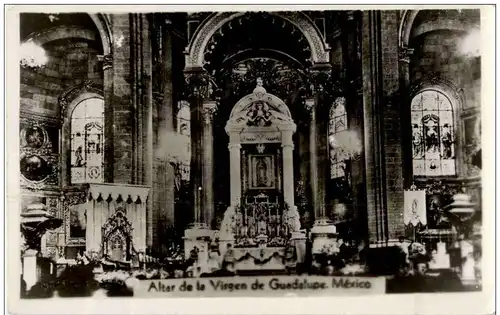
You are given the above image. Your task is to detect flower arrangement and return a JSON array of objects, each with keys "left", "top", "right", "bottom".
[{"left": 340, "top": 263, "right": 367, "bottom": 276}]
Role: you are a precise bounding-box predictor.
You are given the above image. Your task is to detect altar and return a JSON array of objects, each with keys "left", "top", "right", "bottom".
[{"left": 217, "top": 79, "right": 306, "bottom": 271}]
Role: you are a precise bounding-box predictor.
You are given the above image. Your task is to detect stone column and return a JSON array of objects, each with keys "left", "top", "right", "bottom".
[
  {"left": 281, "top": 128, "right": 296, "bottom": 207},
  {"left": 101, "top": 54, "right": 114, "bottom": 183},
  {"left": 184, "top": 69, "right": 212, "bottom": 229},
  {"left": 227, "top": 130, "right": 242, "bottom": 206},
  {"left": 202, "top": 101, "right": 217, "bottom": 228},
  {"left": 183, "top": 69, "right": 215, "bottom": 262},
  {"left": 361, "top": 11, "right": 406, "bottom": 245},
  {"left": 307, "top": 65, "right": 338, "bottom": 257},
  {"left": 305, "top": 98, "right": 319, "bottom": 218},
  {"left": 307, "top": 65, "right": 332, "bottom": 222},
  {"left": 398, "top": 46, "right": 415, "bottom": 188}
]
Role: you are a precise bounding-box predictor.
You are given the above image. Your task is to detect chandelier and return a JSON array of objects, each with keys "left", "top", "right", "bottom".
[{"left": 20, "top": 40, "right": 48, "bottom": 69}]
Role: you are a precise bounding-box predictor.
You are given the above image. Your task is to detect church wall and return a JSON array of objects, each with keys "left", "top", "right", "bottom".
[
  {"left": 361, "top": 11, "right": 406, "bottom": 243},
  {"left": 109, "top": 14, "right": 135, "bottom": 185},
  {"left": 21, "top": 39, "right": 102, "bottom": 116},
  {"left": 379, "top": 11, "right": 405, "bottom": 241}
]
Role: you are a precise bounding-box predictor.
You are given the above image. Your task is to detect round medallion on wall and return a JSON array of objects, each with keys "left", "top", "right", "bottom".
[
  {"left": 24, "top": 126, "right": 46, "bottom": 149},
  {"left": 87, "top": 166, "right": 101, "bottom": 181},
  {"left": 20, "top": 155, "right": 51, "bottom": 182}
]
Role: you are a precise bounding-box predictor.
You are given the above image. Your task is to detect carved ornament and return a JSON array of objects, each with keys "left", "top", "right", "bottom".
[
  {"left": 203, "top": 101, "right": 218, "bottom": 125},
  {"left": 184, "top": 70, "right": 219, "bottom": 101},
  {"left": 87, "top": 183, "right": 150, "bottom": 203}
]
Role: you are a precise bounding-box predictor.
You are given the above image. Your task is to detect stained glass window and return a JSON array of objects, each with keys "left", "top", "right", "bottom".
[
  {"left": 411, "top": 90, "right": 455, "bottom": 176},
  {"left": 70, "top": 98, "right": 104, "bottom": 184},
  {"left": 329, "top": 97, "right": 348, "bottom": 179}
]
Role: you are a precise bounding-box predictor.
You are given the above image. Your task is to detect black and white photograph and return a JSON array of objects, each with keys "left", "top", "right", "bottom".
[{"left": 5, "top": 4, "right": 495, "bottom": 315}]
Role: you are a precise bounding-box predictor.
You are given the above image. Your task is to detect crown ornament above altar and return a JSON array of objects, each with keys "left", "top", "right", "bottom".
[{"left": 253, "top": 77, "right": 267, "bottom": 100}]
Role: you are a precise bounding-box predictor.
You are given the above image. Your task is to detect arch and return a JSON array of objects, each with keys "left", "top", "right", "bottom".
[
  {"left": 186, "top": 11, "right": 330, "bottom": 69},
  {"left": 409, "top": 76, "right": 465, "bottom": 109},
  {"left": 88, "top": 13, "right": 113, "bottom": 55},
  {"left": 399, "top": 10, "right": 419, "bottom": 48},
  {"left": 410, "top": 19, "right": 471, "bottom": 39},
  {"left": 21, "top": 13, "right": 112, "bottom": 55},
  {"left": 23, "top": 26, "right": 98, "bottom": 47}
]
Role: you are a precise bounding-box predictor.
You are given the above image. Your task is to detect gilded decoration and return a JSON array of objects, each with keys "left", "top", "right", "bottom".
[{"left": 20, "top": 113, "right": 59, "bottom": 189}]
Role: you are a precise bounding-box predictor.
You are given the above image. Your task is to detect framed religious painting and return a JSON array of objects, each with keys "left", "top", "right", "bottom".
[{"left": 247, "top": 154, "right": 277, "bottom": 190}]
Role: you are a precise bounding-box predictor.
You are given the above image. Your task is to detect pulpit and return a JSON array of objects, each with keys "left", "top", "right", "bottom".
[{"left": 219, "top": 79, "right": 305, "bottom": 271}]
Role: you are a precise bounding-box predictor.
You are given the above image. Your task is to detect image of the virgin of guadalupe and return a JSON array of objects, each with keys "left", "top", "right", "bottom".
[{"left": 256, "top": 157, "right": 268, "bottom": 187}]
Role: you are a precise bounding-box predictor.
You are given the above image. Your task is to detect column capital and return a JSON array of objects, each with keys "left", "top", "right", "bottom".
[
  {"left": 398, "top": 46, "right": 415, "bottom": 64},
  {"left": 153, "top": 91, "right": 164, "bottom": 104},
  {"left": 202, "top": 101, "right": 217, "bottom": 125},
  {"left": 98, "top": 54, "right": 113, "bottom": 70},
  {"left": 228, "top": 143, "right": 241, "bottom": 150},
  {"left": 184, "top": 68, "right": 219, "bottom": 101}
]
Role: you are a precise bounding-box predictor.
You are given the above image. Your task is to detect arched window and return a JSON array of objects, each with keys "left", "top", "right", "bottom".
[
  {"left": 411, "top": 89, "right": 455, "bottom": 176},
  {"left": 328, "top": 97, "right": 348, "bottom": 179},
  {"left": 70, "top": 98, "right": 104, "bottom": 184}
]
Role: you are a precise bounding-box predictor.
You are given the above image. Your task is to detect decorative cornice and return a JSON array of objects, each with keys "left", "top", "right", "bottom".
[
  {"left": 20, "top": 111, "right": 61, "bottom": 126},
  {"left": 87, "top": 183, "right": 150, "bottom": 203}
]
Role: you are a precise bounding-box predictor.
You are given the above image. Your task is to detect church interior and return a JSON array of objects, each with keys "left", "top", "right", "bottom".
[{"left": 18, "top": 9, "right": 482, "bottom": 285}]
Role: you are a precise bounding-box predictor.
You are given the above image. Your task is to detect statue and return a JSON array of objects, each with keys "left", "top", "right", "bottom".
[
  {"left": 219, "top": 205, "right": 236, "bottom": 241},
  {"left": 285, "top": 204, "right": 301, "bottom": 232}
]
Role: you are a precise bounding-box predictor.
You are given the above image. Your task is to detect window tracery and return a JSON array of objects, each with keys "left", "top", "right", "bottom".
[
  {"left": 411, "top": 89, "right": 456, "bottom": 176},
  {"left": 70, "top": 98, "right": 105, "bottom": 184}
]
